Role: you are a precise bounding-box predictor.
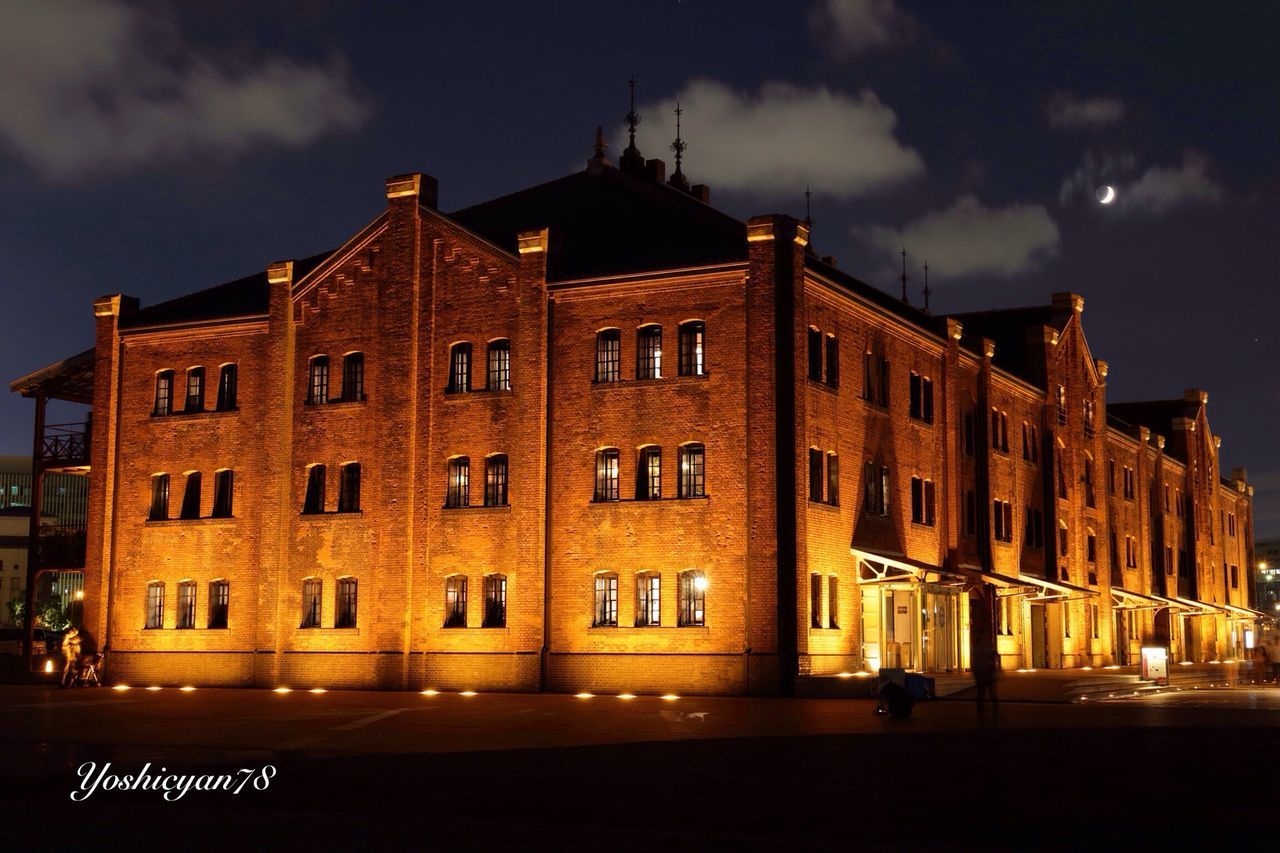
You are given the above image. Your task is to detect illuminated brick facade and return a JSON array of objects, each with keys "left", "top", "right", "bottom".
[{"left": 65, "top": 156, "right": 1256, "bottom": 694}]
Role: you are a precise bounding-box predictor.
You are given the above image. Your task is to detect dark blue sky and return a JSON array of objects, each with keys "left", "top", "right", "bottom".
[{"left": 1, "top": 0, "right": 1276, "bottom": 534}]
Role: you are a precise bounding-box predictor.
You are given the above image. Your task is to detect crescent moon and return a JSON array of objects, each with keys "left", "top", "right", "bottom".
[{"left": 1097, "top": 185, "right": 1116, "bottom": 205}]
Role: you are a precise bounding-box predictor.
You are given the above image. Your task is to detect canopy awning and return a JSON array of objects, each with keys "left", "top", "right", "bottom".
[
  {"left": 852, "top": 547, "right": 966, "bottom": 586},
  {"left": 1221, "top": 603, "right": 1266, "bottom": 620},
  {"left": 10, "top": 348, "right": 95, "bottom": 404},
  {"left": 1148, "top": 594, "right": 1215, "bottom": 616},
  {"left": 1012, "top": 573, "right": 1098, "bottom": 602},
  {"left": 1111, "top": 587, "right": 1165, "bottom": 610},
  {"left": 1171, "top": 596, "right": 1222, "bottom": 617}
]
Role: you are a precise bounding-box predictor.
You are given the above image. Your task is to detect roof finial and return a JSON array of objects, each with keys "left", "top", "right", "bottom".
[
  {"left": 669, "top": 101, "right": 689, "bottom": 190},
  {"left": 804, "top": 185, "right": 813, "bottom": 230},
  {"left": 922, "top": 262, "right": 931, "bottom": 313},
  {"left": 621, "top": 77, "right": 645, "bottom": 175},
  {"left": 586, "top": 125, "right": 610, "bottom": 174},
  {"left": 899, "top": 246, "right": 910, "bottom": 304}
]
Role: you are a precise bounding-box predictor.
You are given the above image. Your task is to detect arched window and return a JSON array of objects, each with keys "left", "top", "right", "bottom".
[
  {"left": 444, "top": 575, "right": 468, "bottom": 627},
  {"left": 807, "top": 326, "right": 822, "bottom": 381},
  {"left": 208, "top": 579, "right": 229, "bottom": 629},
  {"left": 335, "top": 577, "right": 358, "bottom": 628},
  {"left": 595, "top": 329, "right": 621, "bottom": 383},
  {"left": 636, "top": 572, "right": 660, "bottom": 626},
  {"left": 338, "top": 463, "right": 361, "bottom": 513},
  {"left": 678, "top": 570, "right": 706, "bottom": 626},
  {"left": 212, "top": 469, "right": 234, "bottom": 518},
  {"left": 216, "top": 364, "right": 238, "bottom": 411},
  {"left": 149, "top": 473, "right": 170, "bottom": 521},
  {"left": 484, "top": 454, "right": 508, "bottom": 506},
  {"left": 636, "top": 446, "right": 661, "bottom": 500},
  {"left": 487, "top": 339, "right": 511, "bottom": 391},
  {"left": 448, "top": 343, "right": 471, "bottom": 393},
  {"left": 679, "top": 321, "right": 705, "bottom": 377},
  {"left": 341, "top": 352, "right": 364, "bottom": 402},
  {"left": 679, "top": 443, "right": 705, "bottom": 498},
  {"left": 447, "top": 457, "right": 470, "bottom": 507},
  {"left": 810, "top": 573, "right": 823, "bottom": 628},
  {"left": 307, "top": 356, "right": 329, "bottom": 405},
  {"left": 1058, "top": 520, "right": 1069, "bottom": 557},
  {"left": 145, "top": 581, "right": 165, "bottom": 629},
  {"left": 593, "top": 572, "right": 618, "bottom": 626},
  {"left": 1083, "top": 453, "right": 1096, "bottom": 508},
  {"left": 825, "top": 333, "right": 839, "bottom": 389},
  {"left": 594, "top": 448, "right": 619, "bottom": 502},
  {"left": 300, "top": 578, "right": 322, "bottom": 628},
  {"left": 828, "top": 576, "right": 840, "bottom": 629},
  {"left": 153, "top": 370, "right": 174, "bottom": 416},
  {"left": 176, "top": 580, "right": 196, "bottom": 629},
  {"left": 483, "top": 574, "right": 507, "bottom": 627},
  {"left": 179, "top": 471, "right": 201, "bottom": 520},
  {"left": 184, "top": 367, "right": 205, "bottom": 413},
  {"left": 303, "top": 464, "right": 326, "bottom": 514},
  {"left": 636, "top": 324, "right": 662, "bottom": 379}
]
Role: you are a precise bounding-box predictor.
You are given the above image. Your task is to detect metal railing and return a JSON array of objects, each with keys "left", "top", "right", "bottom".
[{"left": 41, "top": 422, "right": 90, "bottom": 467}]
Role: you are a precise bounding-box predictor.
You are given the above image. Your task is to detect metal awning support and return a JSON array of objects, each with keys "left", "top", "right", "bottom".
[
  {"left": 1171, "top": 596, "right": 1222, "bottom": 617},
  {"left": 1111, "top": 587, "right": 1165, "bottom": 611},
  {"left": 1012, "top": 573, "right": 1099, "bottom": 603},
  {"left": 1221, "top": 603, "right": 1266, "bottom": 620},
  {"left": 851, "top": 548, "right": 966, "bottom": 586}
]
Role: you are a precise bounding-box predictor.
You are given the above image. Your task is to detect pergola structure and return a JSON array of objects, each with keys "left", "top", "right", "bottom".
[{"left": 9, "top": 348, "right": 94, "bottom": 670}]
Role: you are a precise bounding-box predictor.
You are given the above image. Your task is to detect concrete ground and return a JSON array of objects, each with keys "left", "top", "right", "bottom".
[{"left": 4, "top": 684, "right": 1280, "bottom": 849}]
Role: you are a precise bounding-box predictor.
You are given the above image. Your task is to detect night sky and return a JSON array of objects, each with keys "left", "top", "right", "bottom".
[{"left": 1, "top": 1, "right": 1276, "bottom": 534}]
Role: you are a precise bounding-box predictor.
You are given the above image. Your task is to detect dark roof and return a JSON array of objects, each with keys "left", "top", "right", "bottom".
[
  {"left": 949, "top": 305, "right": 1063, "bottom": 387},
  {"left": 9, "top": 347, "right": 95, "bottom": 403},
  {"left": 120, "top": 252, "right": 332, "bottom": 329},
  {"left": 1106, "top": 399, "right": 1187, "bottom": 439},
  {"left": 449, "top": 166, "right": 747, "bottom": 282},
  {"left": 805, "top": 255, "right": 949, "bottom": 339}
]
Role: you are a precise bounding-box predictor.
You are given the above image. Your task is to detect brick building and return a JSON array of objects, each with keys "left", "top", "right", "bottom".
[{"left": 12, "top": 133, "right": 1260, "bottom": 693}]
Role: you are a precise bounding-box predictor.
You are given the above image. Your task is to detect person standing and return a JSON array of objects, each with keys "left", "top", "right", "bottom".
[
  {"left": 971, "top": 597, "right": 999, "bottom": 715},
  {"left": 60, "top": 627, "right": 82, "bottom": 688}
]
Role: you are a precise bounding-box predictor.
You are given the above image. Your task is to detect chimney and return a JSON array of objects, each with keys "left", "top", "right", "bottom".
[
  {"left": 385, "top": 173, "right": 439, "bottom": 209},
  {"left": 1051, "top": 291, "right": 1084, "bottom": 314},
  {"left": 689, "top": 184, "right": 711, "bottom": 203},
  {"left": 645, "top": 158, "right": 666, "bottom": 183}
]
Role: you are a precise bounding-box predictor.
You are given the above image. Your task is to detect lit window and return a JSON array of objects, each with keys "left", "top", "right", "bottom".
[
  {"left": 445, "top": 576, "right": 468, "bottom": 627},
  {"left": 595, "top": 329, "right": 621, "bottom": 382},
  {"left": 184, "top": 367, "right": 205, "bottom": 413},
  {"left": 337, "top": 463, "right": 361, "bottom": 512},
  {"left": 208, "top": 580, "right": 229, "bottom": 629},
  {"left": 176, "top": 581, "right": 196, "bottom": 629},
  {"left": 679, "top": 444, "right": 705, "bottom": 498},
  {"left": 447, "top": 457, "right": 470, "bottom": 508},
  {"left": 594, "top": 449, "right": 619, "bottom": 502},
  {"left": 153, "top": 371, "right": 174, "bottom": 416},
  {"left": 636, "top": 572, "right": 661, "bottom": 626},
  {"left": 341, "top": 353, "right": 364, "bottom": 402},
  {"left": 448, "top": 343, "right": 471, "bottom": 393},
  {"left": 678, "top": 570, "right": 706, "bottom": 627},
  {"left": 179, "top": 472, "right": 201, "bottom": 520},
  {"left": 484, "top": 455, "right": 508, "bottom": 507},
  {"left": 145, "top": 581, "right": 165, "bottom": 629},
  {"left": 679, "top": 321, "right": 705, "bottom": 377},
  {"left": 593, "top": 573, "right": 618, "bottom": 626},
  {"left": 212, "top": 470, "right": 233, "bottom": 518},
  {"left": 637, "top": 447, "right": 661, "bottom": 500},
  {"left": 335, "top": 577, "right": 357, "bottom": 628},
  {"left": 303, "top": 464, "right": 326, "bottom": 514},
  {"left": 301, "top": 578, "right": 322, "bottom": 628},
  {"left": 486, "top": 339, "right": 511, "bottom": 391},
  {"left": 483, "top": 574, "right": 506, "bottom": 627},
  {"left": 308, "top": 356, "right": 329, "bottom": 404},
  {"left": 149, "top": 474, "right": 170, "bottom": 521},
  {"left": 637, "top": 325, "right": 662, "bottom": 379}
]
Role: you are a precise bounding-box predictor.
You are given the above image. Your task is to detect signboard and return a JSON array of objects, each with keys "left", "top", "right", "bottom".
[{"left": 1141, "top": 646, "right": 1168, "bottom": 685}]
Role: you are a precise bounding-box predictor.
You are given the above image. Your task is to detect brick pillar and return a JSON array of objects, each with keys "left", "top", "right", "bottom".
[
  {"left": 262, "top": 260, "right": 296, "bottom": 685},
  {"left": 85, "top": 294, "right": 136, "bottom": 659}
]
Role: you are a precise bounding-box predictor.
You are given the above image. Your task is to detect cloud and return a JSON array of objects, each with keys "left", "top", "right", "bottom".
[
  {"left": 808, "top": 0, "right": 914, "bottom": 58},
  {"left": 627, "top": 80, "right": 924, "bottom": 198},
  {"left": 1059, "top": 150, "right": 1225, "bottom": 215},
  {"left": 853, "top": 195, "right": 1060, "bottom": 280},
  {"left": 1046, "top": 93, "right": 1126, "bottom": 129},
  {"left": 0, "top": 0, "right": 368, "bottom": 178}
]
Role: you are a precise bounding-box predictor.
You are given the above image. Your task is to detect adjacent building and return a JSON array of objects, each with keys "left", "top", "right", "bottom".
[{"left": 10, "top": 133, "right": 1261, "bottom": 692}]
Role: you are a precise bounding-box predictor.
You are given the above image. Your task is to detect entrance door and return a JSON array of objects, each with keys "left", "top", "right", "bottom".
[
  {"left": 922, "top": 586, "right": 961, "bottom": 672},
  {"left": 1029, "top": 604, "right": 1048, "bottom": 669},
  {"left": 1113, "top": 611, "right": 1129, "bottom": 665}
]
